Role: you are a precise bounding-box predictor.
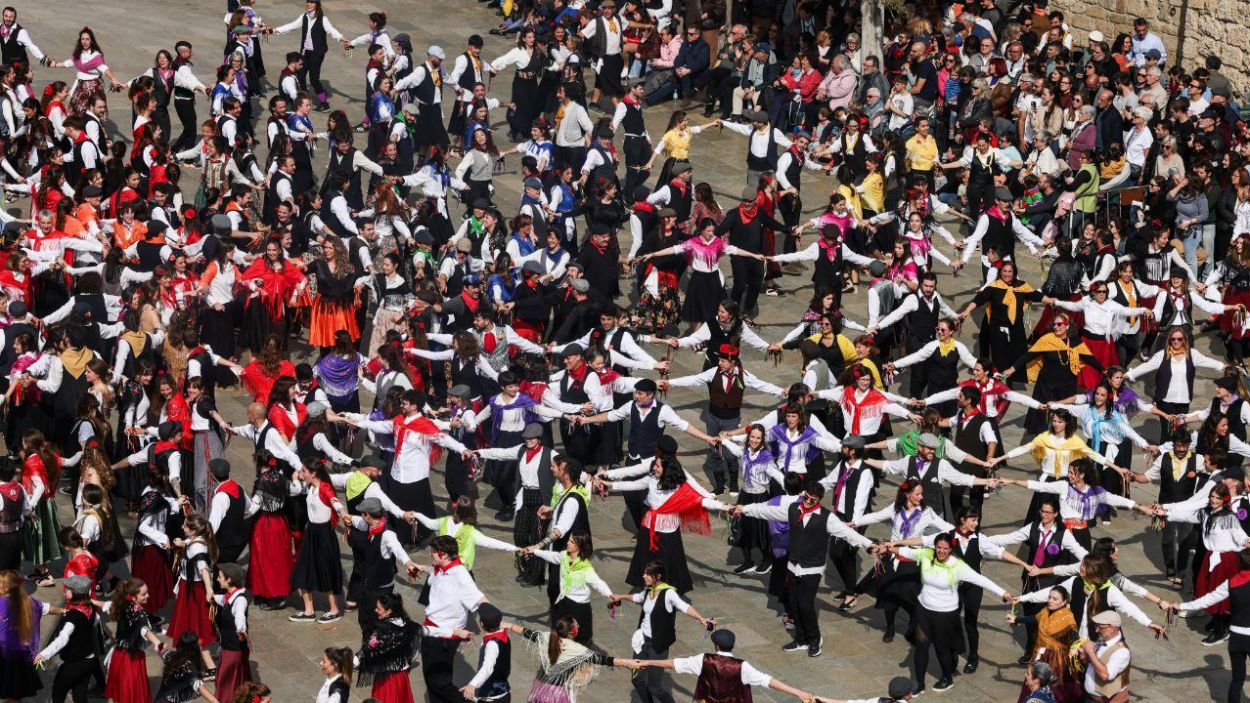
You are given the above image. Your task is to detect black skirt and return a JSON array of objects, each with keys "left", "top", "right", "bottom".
[
  {"left": 734, "top": 490, "right": 771, "bottom": 556},
  {"left": 596, "top": 54, "right": 625, "bottom": 97},
  {"left": 682, "top": 269, "right": 726, "bottom": 323},
  {"left": 0, "top": 655, "right": 40, "bottom": 699},
  {"left": 416, "top": 103, "right": 449, "bottom": 148},
  {"left": 509, "top": 77, "right": 540, "bottom": 139},
  {"left": 388, "top": 478, "right": 436, "bottom": 545},
  {"left": 626, "top": 528, "right": 694, "bottom": 594},
  {"left": 289, "top": 521, "right": 343, "bottom": 594}
]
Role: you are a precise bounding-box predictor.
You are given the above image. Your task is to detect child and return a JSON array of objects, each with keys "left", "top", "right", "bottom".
[
  {"left": 105, "top": 578, "right": 164, "bottom": 703},
  {"left": 153, "top": 632, "right": 220, "bottom": 703},
  {"left": 34, "top": 575, "right": 101, "bottom": 703},
  {"left": 59, "top": 527, "right": 99, "bottom": 597},
  {"left": 459, "top": 602, "right": 511, "bottom": 702},
  {"left": 211, "top": 563, "right": 251, "bottom": 702}
]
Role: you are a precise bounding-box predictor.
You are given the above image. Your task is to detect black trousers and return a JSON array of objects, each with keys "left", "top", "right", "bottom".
[
  {"left": 173, "top": 97, "right": 198, "bottom": 152},
  {"left": 779, "top": 193, "right": 801, "bottom": 254},
  {"left": 623, "top": 452, "right": 648, "bottom": 530},
  {"left": 966, "top": 183, "right": 994, "bottom": 217},
  {"left": 958, "top": 582, "right": 983, "bottom": 660},
  {"left": 730, "top": 257, "right": 764, "bottom": 317},
  {"left": 299, "top": 50, "right": 327, "bottom": 98},
  {"left": 948, "top": 484, "right": 985, "bottom": 518},
  {"left": 556, "top": 145, "right": 587, "bottom": 174},
  {"left": 787, "top": 571, "right": 821, "bottom": 645},
  {"left": 622, "top": 136, "right": 651, "bottom": 195},
  {"left": 1227, "top": 631, "right": 1250, "bottom": 703},
  {"left": 1161, "top": 521, "right": 1196, "bottom": 573},
  {"left": 51, "top": 657, "right": 100, "bottom": 703},
  {"left": 421, "top": 637, "right": 471, "bottom": 703},
  {"left": 827, "top": 536, "right": 862, "bottom": 592},
  {"left": 632, "top": 640, "right": 676, "bottom": 703}
]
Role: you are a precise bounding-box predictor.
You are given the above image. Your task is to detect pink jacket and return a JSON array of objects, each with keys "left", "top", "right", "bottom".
[
  {"left": 650, "top": 38, "right": 683, "bottom": 69},
  {"left": 818, "top": 68, "right": 857, "bottom": 110}
]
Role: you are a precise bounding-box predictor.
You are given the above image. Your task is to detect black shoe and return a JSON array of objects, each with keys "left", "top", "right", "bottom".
[
  {"left": 702, "top": 105, "right": 715, "bottom": 118},
  {"left": 807, "top": 638, "right": 822, "bottom": 657},
  {"left": 1205, "top": 620, "right": 1217, "bottom": 633},
  {"left": 912, "top": 685, "right": 925, "bottom": 697},
  {"left": 1203, "top": 630, "right": 1230, "bottom": 646},
  {"left": 753, "top": 562, "right": 772, "bottom": 574},
  {"left": 733, "top": 562, "right": 755, "bottom": 574},
  {"left": 288, "top": 612, "right": 316, "bottom": 622},
  {"left": 315, "top": 101, "right": 330, "bottom": 112},
  {"left": 933, "top": 677, "right": 954, "bottom": 692},
  {"left": 882, "top": 629, "right": 895, "bottom": 643},
  {"left": 963, "top": 657, "right": 979, "bottom": 674},
  {"left": 781, "top": 640, "right": 805, "bottom": 653},
  {"left": 1017, "top": 654, "right": 1031, "bottom": 665},
  {"left": 495, "top": 508, "right": 516, "bottom": 521}
]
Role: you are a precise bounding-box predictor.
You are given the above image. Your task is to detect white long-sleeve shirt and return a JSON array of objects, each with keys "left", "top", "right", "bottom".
[
  {"left": 961, "top": 212, "right": 1045, "bottom": 263},
  {"left": 719, "top": 121, "right": 793, "bottom": 161},
  {"left": 1018, "top": 575, "right": 1154, "bottom": 635},
  {"left": 1053, "top": 298, "right": 1148, "bottom": 338},
  {"left": 897, "top": 546, "right": 1006, "bottom": 612},
  {"left": 532, "top": 549, "right": 612, "bottom": 603},
  {"left": 355, "top": 413, "right": 468, "bottom": 483},
  {"left": 740, "top": 496, "right": 872, "bottom": 576},
  {"left": 1126, "top": 348, "right": 1226, "bottom": 404},
  {"left": 1025, "top": 479, "right": 1138, "bottom": 523}
]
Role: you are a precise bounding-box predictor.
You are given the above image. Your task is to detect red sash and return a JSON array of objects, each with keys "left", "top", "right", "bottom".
[{"left": 642, "top": 482, "right": 711, "bottom": 550}]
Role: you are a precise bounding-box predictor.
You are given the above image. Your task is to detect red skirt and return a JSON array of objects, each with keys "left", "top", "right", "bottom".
[
  {"left": 215, "top": 648, "right": 252, "bottom": 702},
  {"left": 248, "top": 512, "right": 294, "bottom": 598},
  {"left": 1078, "top": 336, "right": 1118, "bottom": 390},
  {"left": 104, "top": 648, "right": 150, "bottom": 703},
  {"left": 131, "top": 544, "right": 173, "bottom": 613},
  {"left": 1197, "top": 550, "right": 1242, "bottom": 615},
  {"left": 310, "top": 297, "right": 361, "bottom": 347},
  {"left": 167, "top": 579, "right": 218, "bottom": 645},
  {"left": 1139, "top": 294, "right": 1160, "bottom": 334},
  {"left": 1220, "top": 289, "right": 1250, "bottom": 339},
  {"left": 372, "top": 669, "right": 414, "bottom": 703}
]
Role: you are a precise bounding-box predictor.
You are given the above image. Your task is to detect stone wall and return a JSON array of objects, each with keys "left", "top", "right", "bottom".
[{"left": 1052, "top": 0, "right": 1249, "bottom": 95}]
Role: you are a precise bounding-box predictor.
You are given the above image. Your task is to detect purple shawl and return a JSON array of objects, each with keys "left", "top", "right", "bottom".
[
  {"left": 489, "top": 393, "right": 538, "bottom": 442},
  {"left": 0, "top": 597, "right": 43, "bottom": 660}
]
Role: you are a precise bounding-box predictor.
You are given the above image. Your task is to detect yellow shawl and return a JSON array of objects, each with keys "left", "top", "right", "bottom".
[
  {"left": 1025, "top": 333, "right": 1092, "bottom": 383},
  {"left": 60, "top": 347, "right": 93, "bottom": 379},
  {"left": 987, "top": 279, "right": 1036, "bottom": 325},
  {"left": 1029, "top": 432, "right": 1094, "bottom": 479}
]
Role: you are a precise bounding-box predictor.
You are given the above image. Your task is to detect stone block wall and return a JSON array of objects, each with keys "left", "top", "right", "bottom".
[{"left": 1053, "top": 0, "right": 1249, "bottom": 95}]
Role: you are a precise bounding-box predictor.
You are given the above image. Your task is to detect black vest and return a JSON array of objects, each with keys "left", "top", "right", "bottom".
[
  {"left": 551, "top": 491, "right": 590, "bottom": 550},
  {"left": 213, "top": 482, "right": 248, "bottom": 553},
  {"left": 0, "top": 25, "right": 27, "bottom": 66},
  {"left": 968, "top": 149, "right": 997, "bottom": 187},
  {"left": 746, "top": 127, "right": 778, "bottom": 172},
  {"left": 213, "top": 591, "right": 249, "bottom": 651},
  {"left": 953, "top": 532, "right": 983, "bottom": 572},
  {"left": 981, "top": 212, "right": 1016, "bottom": 261},
  {"left": 638, "top": 589, "right": 679, "bottom": 651},
  {"left": 953, "top": 413, "right": 994, "bottom": 479},
  {"left": 628, "top": 402, "right": 664, "bottom": 457},
  {"left": 347, "top": 520, "right": 399, "bottom": 591},
  {"left": 412, "top": 63, "right": 439, "bottom": 105},
  {"left": 829, "top": 460, "right": 874, "bottom": 523},
  {"left": 478, "top": 632, "right": 512, "bottom": 695},
  {"left": 1025, "top": 520, "right": 1070, "bottom": 570},
  {"left": 621, "top": 101, "right": 646, "bottom": 135},
  {"left": 1158, "top": 451, "right": 1203, "bottom": 504},
  {"left": 299, "top": 14, "right": 329, "bottom": 53},
  {"left": 904, "top": 293, "right": 941, "bottom": 345},
  {"left": 707, "top": 369, "right": 745, "bottom": 419},
  {"left": 559, "top": 371, "right": 590, "bottom": 404},
  {"left": 1228, "top": 572, "right": 1250, "bottom": 629},
  {"left": 53, "top": 608, "right": 96, "bottom": 662},
  {"left": 264, "top": 170, "right": 292, "bottom": 225},
  {"left": 787, "top": 502, "right": 831, "bottom": 568},
  {"left": 172, "top": 58, "right": 196, "bottom": 100},
  {"left": 783, "top": 147, "right": 805, "bottom": 194},
  {"left": 135, "top": 240, "right": 166, "bottom": 272},
  {"left": 324, "top": 147, "right": 364, "bottom": 210},
  {"left": 1152, "top": 353, "right": 1196, "bottom": 405},
  {"left": 906, "top": 456, "right": 945, "bottom": 516},
  {"left": 457, "top": 52, "right": 483, "bottom": 91}
]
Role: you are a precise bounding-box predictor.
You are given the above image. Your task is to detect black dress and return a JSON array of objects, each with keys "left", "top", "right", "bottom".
[
  {"left": 1012, "top": 340, "right": 1104, "bottom": 433},
  {"left": 968, "top": 280, "right": 1044, "bottom": 377}
]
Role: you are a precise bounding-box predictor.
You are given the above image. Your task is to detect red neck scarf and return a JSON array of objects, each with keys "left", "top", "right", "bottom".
[
  {"left": 460, "top": 290, "right": 481, "bottom": 314},
  {"left": 368, "top": 516, "right": 388, "bottom": 535},
  {"left": 524, "top": 445, "right": 543, "bottom": 463},
  {"left": 393, "top": 413, "right": 441, "bottom": 456},
  {"left": 434, "top": 557, "right": 464, "bottom": 574},
  {"left": 797, "top": 500, "right": 823, "bottom": 521},
  {"left": 669, "top": 178, "right": 688, "bottom": 196},
  {"left": 316, "top": 480, "right": 339, "bottom": 527},
  {"left": 215, "top": 479, "right": 241, "bottom": 499},
  {"left": 738, "top": 201, "right": 758, "bottom": 224}
]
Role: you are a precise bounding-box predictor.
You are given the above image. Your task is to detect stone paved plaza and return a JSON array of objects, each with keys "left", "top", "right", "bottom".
[{"left": 9, "top": 0, "right": 1235, "bottom": 700}]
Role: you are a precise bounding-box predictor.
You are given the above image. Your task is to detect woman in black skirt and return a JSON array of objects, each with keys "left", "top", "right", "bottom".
[
  {"left": 490, "top": 28, "right": 542, "bottom": 144},
  {"left": 722, "top": 424, "right": 776, "bottom": 574},
  {"left": 1002, "top": 312, "right": 1104, "bottom": 434},
  {"left": 196, "top": 240, "right": 241, "bottom": 360},
  {"left": 881, "top": 534, "right": 1012, "bottom": 694},
  {"left": 289, "top": 458, "right": 345, "bottom": 624},
  {"left": 597, "top": 435, "right": 719, "bottom": 595},
  {"left": 526, "top": 530, "right": 616, "bottom": 645},
  {"left": 638, "top": 217, "right": 766, "bottom": 325},
  {"left": 956, "top": 260, "right": 1044, "bottom": 382}
]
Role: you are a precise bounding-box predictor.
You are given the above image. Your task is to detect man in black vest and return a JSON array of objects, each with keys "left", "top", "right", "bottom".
[
  {"left": 345, "top": 496, "right": 420, "bottom": 634},
  {"left": 716, "top": 188, "right": 789, "bottom": 319},
  {"left": 734, "top": 480, "right": 873, "bottom": 657},
  {"left": 323, "top": 131, "right": 384, "bottom": 211},
  {"left": 774, "top": 130, "right": 829, "bottom": 253},
  {"left": 662, "top": 343, "right": 785, "bottom": 494},
  {"left": 646, "top": 161, "right": 695, "bottom": 232},
  {"left": 527, "top": 456, "right": 592, "bottom": 609},
  {"left": 474, "top": 423, "right": 557, "bottom": 586},
  {"left": 633, "top": 628, "right": 819, "bottom": 702},
  {"left": 206, "top": 459, "right": 248, "bottom": 563},
  {"left": 866, "top": 432, "right": 999, "bottom": 519},
  {"left": 614, "top": 79, "right": 651, "bottom": 193},
  {"left": 171, "top": 42, "right": 207, "bottom": 151},
  {"left": 818, "top": 436, "right": 876, "bottom": 596},
  {"left": 460, "top": 603, "right": 511, "bottom": 702},
  {"left": 947, "top": 385, "right": 1000, "bottom": 515},
  {"left": 0, "top": 9, "right": 46, "bottom": 69},
  {"left": 393, "top": 44, "right": 449, "bottom": 157},
  {"left": 1139, "top": 431, "right": 1207, "bottom": 581},
  {"left": 959, "top": 186, "right": 1046, "bottom": 278},
  {"left": 579, "top": 124, "right": 620, "bottom": 193},
  {"left": 719, "top": 110, "right": 790, "bottom": 187},
  {"left": 869, "top": 272, "right": 960, "bottom": 397}
]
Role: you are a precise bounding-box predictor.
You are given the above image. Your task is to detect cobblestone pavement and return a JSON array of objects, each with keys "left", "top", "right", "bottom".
[{"left": 11, "top": 0, "right": 1230, "bottom": 700}]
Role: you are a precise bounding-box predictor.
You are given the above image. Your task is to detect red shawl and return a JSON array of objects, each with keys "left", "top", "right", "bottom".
[
  {"left": 393, "top": 413, "right": 441, "bottom": 456},
  {"left": 267, "top": 402, "right": 307, "bottom": 441},
  {"left": 240, "top": 360, "right": 296, "bottom": 403},
  {"left": 166, "top": 393, "right": 193, "bottom": 449},
  {"left": 317, "top": 480, "right": 339, "bottom": 528},
  {"left": 840, "top": 386, "right": 888, "bottom": 436},
  {"left": 239, "top": 258, "right": 306, "bottom": 322},
  {"left": 642, "top": 482, "right": 711, "bottom": 550},
  {"left": 21, "top": 454, "right": 49, "bottom": 497}
]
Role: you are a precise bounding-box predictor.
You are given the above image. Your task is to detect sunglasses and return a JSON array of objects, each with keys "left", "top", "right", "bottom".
[
  {"left": 1170, "top": 336, "right": 1185, "bottom": 342},
  {"left": 1053, "top": 321, "right": 1068, "bottom": 327}
]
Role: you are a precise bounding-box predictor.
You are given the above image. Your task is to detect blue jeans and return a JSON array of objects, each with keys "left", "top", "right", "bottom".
[{"left": 1182, "top": 226, "right": 1203, "bottom": 274}]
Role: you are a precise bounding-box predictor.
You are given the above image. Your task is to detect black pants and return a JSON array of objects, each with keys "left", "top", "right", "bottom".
[
  {"left": 622, "top": 136, "right": 651, "bottom": 195},
  {"left": 1155, "top": 400, "right": 1190, "bottom": 444},
  {"left": 912, "top": 611, "right": 956, "bottom": 682},
  {"left": 299, "top": 50, "right": 327, "bottom": 99},
  {"left": 421, "top": 637, "right": 471, "bottom": 703},
  {"left": 631, "top": 640, "right": 676, "bottom": 703},
  {"left": 827, "top": 536, "right": 861, "bottom": 593},
  {"left": 787, "top": 571, "right": 821, "bottom": 645},
  {"left": 904, "top": 337, "right": 931, "bottom": 397},
  {"left": 958, "top": 582, "right": 983, "bottom": 660},
  {"left": 1115, "top": 331, "right": 1141, "bottom": 370},
  {"left": 966, "top": 183, "right": 993, "bottom": 217},
  {"left": 1162, "top": 521, "right": 1196, "bottom": 573},
  {"left": 948, "top": 484, "right": 985, "bottom": 517},
  {"left": 51, "top": 657, "right": 100, "bottom": 703},
  {"left": 730, "top": 257, "right": 763, "bottom": 317},
  {"left": 1227, "top": 631, "right": 1250, "bottom": 703},
  {"left": 173, "top": 97, "right": 198, "bottom": 152},
  {"left": 779, "top": 193, "right": 801, "bottom": 253},
  {"left": 556, "top": 145, "right": 587, "bottom": 174},
  {"left": 623, "top": 452, "right": 648, "bottom": 530}
]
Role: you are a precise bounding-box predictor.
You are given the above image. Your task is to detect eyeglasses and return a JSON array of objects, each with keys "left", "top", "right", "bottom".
[
  {"left": 1093, "top": 288, "right": 1107, "bottom": 294},
  {"left": 1170, "top": 336, "right": 1185, "bottom": 342}
]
